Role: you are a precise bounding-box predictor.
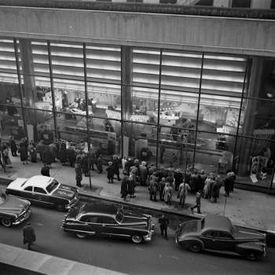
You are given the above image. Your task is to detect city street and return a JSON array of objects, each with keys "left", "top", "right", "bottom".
[{"left": 0, "top": 205, "right": 274, "bottom": 275}]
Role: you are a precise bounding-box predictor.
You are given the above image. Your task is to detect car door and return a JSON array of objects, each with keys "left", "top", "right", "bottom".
[
  {"left": 96, "top": 216, "right": 119, "bottom": 237},
  {"left": 22, "top": 186, "right": 34, "bottom": 201},
  {"left": 211, "top": 231, "right": 235, "bottom": 252},
  {"left": 81, "top": 215, "right": 102, "bottom": 236},
  {"left": 33, "top": 187, "right": 51, "bottom": 206},
  {"left": 201, "top": 230, "right": 217, "bottom": 249}
]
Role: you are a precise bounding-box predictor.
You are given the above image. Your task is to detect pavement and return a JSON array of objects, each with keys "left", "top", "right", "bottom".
[{"left": 1, "top": 155, "right": 275, "bottom": 234}]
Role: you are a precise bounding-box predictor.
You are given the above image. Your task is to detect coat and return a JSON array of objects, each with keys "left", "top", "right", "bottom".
[
  {"left": 121, "top": 176, "right": 129, "bottom": 197},
  {"left": 106, "top": 164, "right": 115, "bottom": 179},
  {"left": 19, "top": 144, "right": 28, "bottom": 162},
  {"left": 23, "top": 224, "right": 36, "bottom": 244}
]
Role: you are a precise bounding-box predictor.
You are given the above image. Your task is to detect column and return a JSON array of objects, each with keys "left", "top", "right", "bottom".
[
  {"left": 19, "top": 39, "right": 36, "bottom": 107},
  {"left": 121, "top": 46, "right": 133, "bottom": 156}
]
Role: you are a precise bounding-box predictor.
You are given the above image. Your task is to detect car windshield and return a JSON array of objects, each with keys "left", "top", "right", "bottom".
[
  {"left": 46, "top": 180, "right": 59, "bottom": 193},
  {"left": 115, "top": 210, "right": 124, "bottom": 223}
]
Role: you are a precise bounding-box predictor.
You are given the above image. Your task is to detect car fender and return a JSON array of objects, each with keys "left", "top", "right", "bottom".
[
  {"left": 236, "top": 242, "right": 265, "bottom": 254},
  {"left": 179, "top": 236, "right": 205, "bottom": 249}
]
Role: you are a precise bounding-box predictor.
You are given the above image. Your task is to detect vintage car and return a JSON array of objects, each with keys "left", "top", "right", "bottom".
[
  {"left": 175, "top": 215, "right": 266, "bottom": 261},
  {"left": 0, "top": 192, "right": 31, "bottom": 227},
  {"left": 62, "top": 202, "right": 155, "bottom": 244},
  {"left": 6, "top": 175, "right": 79, "bottom": 211}
]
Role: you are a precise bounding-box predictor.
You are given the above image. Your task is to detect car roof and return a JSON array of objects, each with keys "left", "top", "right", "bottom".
[
  {"left": 202, "top": 215, "right": 233, "bottom": 233},
  {"left": 25, "top": 175, "right": 55, "bottom": 189}
]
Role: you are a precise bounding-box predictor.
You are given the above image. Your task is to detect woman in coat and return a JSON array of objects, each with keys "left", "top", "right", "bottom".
[{"left": 120, "top": 175, "right": 129, "bottom": 200}]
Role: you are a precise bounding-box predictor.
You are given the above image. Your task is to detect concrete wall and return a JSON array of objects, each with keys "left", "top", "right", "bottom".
[{"left": 0, "top": 7, "right": 275, "bottom": 56}]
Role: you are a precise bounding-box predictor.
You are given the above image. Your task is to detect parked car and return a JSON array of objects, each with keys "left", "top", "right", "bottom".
[
  {"left": 175, "top": 214, "right": 266, "bottom": 261},
  {"left": 6, "top": 175, "right": 79, "bottom": 211},
  {"left": 0, "top": 192, "right": 31, "bottom": 227},
  {"left": 62, "top": 202, "right": 155, "bottom": 244}
]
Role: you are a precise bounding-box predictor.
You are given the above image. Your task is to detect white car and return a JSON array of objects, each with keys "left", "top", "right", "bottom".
[{"left": 6, "top": 176, "right": 79, "bottom": 211}]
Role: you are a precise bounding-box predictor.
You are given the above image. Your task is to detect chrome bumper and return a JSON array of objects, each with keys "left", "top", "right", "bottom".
[{"left": 13, "top": 208, "right": 32, "bottom": 225}]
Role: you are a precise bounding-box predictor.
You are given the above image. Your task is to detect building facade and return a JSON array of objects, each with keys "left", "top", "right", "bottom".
[{"left": 0, "top": 1, "right": 274, "bottom": 189}]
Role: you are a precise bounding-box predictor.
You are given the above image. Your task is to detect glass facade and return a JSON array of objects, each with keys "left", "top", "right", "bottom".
[{"left": 0, "top": 38, "right": 274, "bottom": 190}]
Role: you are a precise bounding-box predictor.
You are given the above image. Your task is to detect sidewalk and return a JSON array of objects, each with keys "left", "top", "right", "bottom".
[{"left": 1, "top": 156, "right": 275, "bottom": 233}]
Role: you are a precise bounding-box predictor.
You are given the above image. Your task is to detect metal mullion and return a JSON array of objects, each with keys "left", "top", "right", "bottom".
[
  {"left": 47, "top": 41, "right": 58, "bottom": 140},
  {"left": 192, "top": 52, "right": 205, "bottom": 167},
  {"left": 232, "top": 60, "right": 249, "bottom": 172},
  {"left": 83, "top": 42, "right": 92, "bottom": 189},
  {"left": 120, "top": 46, "right": 124, "bottom": 158},
  {"left": 13, "top": 39, "right": 28, "bottom": 139},
  {"left": 156, "top": 49, "right": 163, "bottom": 168}
]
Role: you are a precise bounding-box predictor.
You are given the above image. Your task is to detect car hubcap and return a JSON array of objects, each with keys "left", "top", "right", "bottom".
[
  {"left": 247, "top": 252, "right": 257, "bottom": 261},
  {"left": 132, "top": 235, "right": 142, "bottom": 244},
  {"left": 2, "top": 218, "right": 12, "bottom": 227},
  {"left": 191, "top": 244, "right": 201, "bottom": 252}
]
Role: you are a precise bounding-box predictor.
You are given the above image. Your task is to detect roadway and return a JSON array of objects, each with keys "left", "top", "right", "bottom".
[{"left": 0, "top": 205, "right": 274, "bottom": 275}]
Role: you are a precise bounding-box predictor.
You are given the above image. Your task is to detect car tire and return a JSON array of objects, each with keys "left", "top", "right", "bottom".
[
  {"left": 56, "top": 204, "right": 65, "bottom": 212},
  {"left": 75, "top": 233, "right": 87, "bottom": 239},
  {"left": 189, "top": 242, "right": 202, "bottom": 253},
  {"left": 245, "top": 251, "right": 259, "bottom": 261},
  {"left": 1, "top": 218, "right": 12, "bottom": 228},
  {"left": 131, "top": 235, "right": 143, "bottom": 244}
]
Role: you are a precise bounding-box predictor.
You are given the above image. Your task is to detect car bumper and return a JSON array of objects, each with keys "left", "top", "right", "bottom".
[
  {"left": 143, "top": 225, "right": 155, "bottom": 242},
  {"left": 13, "top": 208, "right": 32, "bottom": 225}
]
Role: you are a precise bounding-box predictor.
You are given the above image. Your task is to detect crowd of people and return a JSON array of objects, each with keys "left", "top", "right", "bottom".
[{"left": 0, "top": 136, "right": 236, "bottom": 214}]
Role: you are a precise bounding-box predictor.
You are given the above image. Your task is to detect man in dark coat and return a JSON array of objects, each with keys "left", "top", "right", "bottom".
[
  {"left": 67, "top": 146, "right": 76, "bottom": 167},
  {"left": 75, "top": 157, "right": 83, "bottom": 187},
  {"left": 112, "top": 155, "right": 121, "bottom": 181},
  {"left": 81, "top": 153, "right": 90, "bottom": 177},
  {"left": 96, "top": 154, "right": 103, "bottom": 174},
  {"left": 59, "top": 142, "right": 67, "bottom": 165},
  {"left": 159, "top": 215, "right": 169, "bottom": 239},
  {"left": 9, "top": 136, "right": 17, "bottom": 156},
  {"left": 106, "top": 161, "right": 115, "bottom": 183},
  {"left": 41, "top": 165, "right": 50, "bottom": 177},
  {"left": 23, "top": 222, "right": 36, "bottom": 250},
  {"left": 18, "top": 139, "right": 28, "bottom": 165}
]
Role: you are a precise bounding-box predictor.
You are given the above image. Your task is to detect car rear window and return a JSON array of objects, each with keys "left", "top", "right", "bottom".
[{"left": 46, "top": 180, "right": 59, "bottom": 193}]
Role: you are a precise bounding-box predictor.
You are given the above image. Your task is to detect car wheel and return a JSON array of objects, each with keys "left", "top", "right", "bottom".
[
  {"left": 131, "top": 235, "right": 143, "bottom": 244},
  {"left": 56, "top": 204, "right": 65, "bottom": 212},
  {"left": 245, "top": 251, "right": 259, "bottom": 261},
  {"left": 75, "top": 233, "right": 87, "bottom": 239},
  {"left": 1, "top": 218, "right": 12, "bottom": 228},
  {"left": 189, "top": 242, "right": 202, "bottom": 253}
]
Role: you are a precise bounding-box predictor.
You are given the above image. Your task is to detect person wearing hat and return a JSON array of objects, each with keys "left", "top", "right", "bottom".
[
  {"left": 159, "top": 215, "right": 169, "bottom": 240},
  {"left": 106, "top": 161, "right": 115, "bottom": 183},
  {"left": 23, "top": 222, "right": 36, "bottom": 250}
]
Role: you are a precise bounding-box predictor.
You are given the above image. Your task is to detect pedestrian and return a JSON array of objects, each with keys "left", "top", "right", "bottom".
[
  {"left": 89, "top": 149, "right": 96, "bottom": 171},
  {"left": 106, "top": 161, "right": 115, "bottom": 183},
  {"left": 112, "top": 155, "right": 121, "bottom": 181},
  {"left": 121, "top": 175, "right": 129, "bottom": 201},
  {"left": 211, "top": 175, "right": 222, "bottom": 203},
  {"left": 23, "top": 222, "right": 36, "bottom": 250},
  {"left": 67, "top": 145, "right": 76, "bottom": 167},
  {"left": 148, "top": 178, "right": 158, "bottom": 201},
  {"left": 191, "top": 191, "right": 202, "bottom": 214},
  {"left": 128, "top": 171, "right": 136, "bottom": 198},
  {"left": 2, "top": 144, "right": 11, "bottom": 166},
  {"left": 18, "top": 138, "right": 29, "bottom": 165},
  {"left": 59, "top": 142, "right": 67, "bottom": 165},
  {"left": 41, "top": 164, "right": 50, "bottom": 177},
  {"left": 29, "top": 141, "right": 37, "bottom": 163},
  {"left": 121, "top": 156, "right": 127, "bottom": 174},
  {"left": 75, "top": 156, "right": 83, "bottom": 187},
  {"left": 81, "top": 153, "right": 90, "bottom": 177},
  {"left": 139, "top": 161, "right": 148, "bottom": 186},
  {"left": 174, "top": 169, "right": 183, "bottom": 191},
  {"left": 159, "top": 215, "right": 169, "bottom": 240},
  {"left": 163, "top": 182, "right": 173, "bottom": 205},
  {"left": 158, "top": 177, "right": 166, "bottom": 201},
  {"left": 96, "top": 154, "right": 103, "bottom": 174},
  {"left": 178, "top": 181, "right": 190, "bottom": 208},
  {"left": 9, "top": 136, "right": 17, "bottom": 156}
]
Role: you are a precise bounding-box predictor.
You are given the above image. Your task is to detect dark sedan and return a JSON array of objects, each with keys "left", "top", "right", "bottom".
[
  {"left": 62, "top": 202, "right": 155, "bottom": 244},
  {"left": 6, "top": 175, "right": 79, "bottom": 211},
  {"left": 0, "top": 192, "right": 31, "bottom": 227},
  {"left": 175, "top": 215, "right": 266, "bottom": 261}
]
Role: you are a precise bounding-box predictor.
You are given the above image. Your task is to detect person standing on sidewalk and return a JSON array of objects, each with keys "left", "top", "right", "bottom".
[
  {"left": 96, "top": 154, "right": 103, "bottom": 174},
  {"left": 106, "top": 161, "right": 115, "bottom": 183},
  {"left": 121, "top": 174, "right": 129, "bottom": 201},
  {"left": 178, "top": 181, "right": 190, "bottom": 208},
  {"left": 9, "top": 136, "right": 18, "bottom": 157},
  {"left": 191, "top": 191, "right": 202, "bottom": 214},
  {"left": 112, "top": 154, "right": 121, "bottom": 181},
  {"left": 23, "top": 222, "right": 36, "bottom": 250},
  {"left": 18, "top": 138, "right": 29, "bottom": 165},
  {"left": 75, "top": 156, "right": 83, "bottom": 187},
  {"left": 159, "top": 215, "right": 169, "bottom": 240}
]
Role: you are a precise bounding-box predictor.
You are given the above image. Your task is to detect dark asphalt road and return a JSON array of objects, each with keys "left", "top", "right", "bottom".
[{"left": 0, "top": 206, "right": 275, "bottom": 275}]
